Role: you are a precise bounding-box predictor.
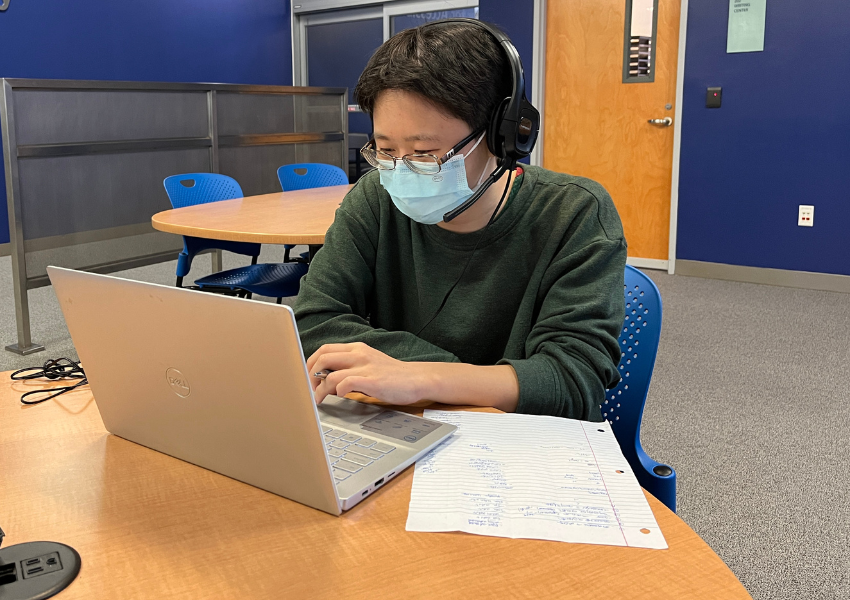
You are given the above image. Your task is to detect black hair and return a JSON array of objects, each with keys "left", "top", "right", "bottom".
[{"left": 354, "top": 21, "right": 512, "bottom": 133}]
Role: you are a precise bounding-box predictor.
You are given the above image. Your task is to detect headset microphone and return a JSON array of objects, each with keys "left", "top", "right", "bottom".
[{"left": 442, "top": 162, "right": 508, "bottom": 222}]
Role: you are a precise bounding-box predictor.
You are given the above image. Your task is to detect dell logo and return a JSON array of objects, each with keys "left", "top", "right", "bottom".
[{"left": 165, "top": 368, "right": 191, "bottom": 398}]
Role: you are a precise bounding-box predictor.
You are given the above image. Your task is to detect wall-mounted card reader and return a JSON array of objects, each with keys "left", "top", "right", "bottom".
[{"left": 706, "top": 87, "right": 722, "bottom": 108}]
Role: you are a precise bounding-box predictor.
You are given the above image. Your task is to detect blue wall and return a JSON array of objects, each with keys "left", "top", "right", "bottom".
[
  {"left": 479, "top": 0, "right": 535, "bottom": 167},
  {"left": 677, "top": 1, "right": 850, "bottom": 275},
  {"left": 0, "top": 0, "right": 292, "bottom": 246},
  {"left": 479, "top": 0, "right": 535, "bottom": 103}
]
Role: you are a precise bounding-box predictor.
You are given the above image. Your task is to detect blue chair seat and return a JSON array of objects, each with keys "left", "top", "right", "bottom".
[{"left": 195, "top": 262, "right": 308, "bottom": 299}]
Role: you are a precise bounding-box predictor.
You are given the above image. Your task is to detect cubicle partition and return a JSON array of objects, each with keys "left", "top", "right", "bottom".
[{"left": 1, "top": 79, "right": 347, "bottom": 354}]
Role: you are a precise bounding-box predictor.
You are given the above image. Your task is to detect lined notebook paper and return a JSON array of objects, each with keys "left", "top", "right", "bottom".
[{"left": 406, "top": 411, "right": 667, "bottom": 549}]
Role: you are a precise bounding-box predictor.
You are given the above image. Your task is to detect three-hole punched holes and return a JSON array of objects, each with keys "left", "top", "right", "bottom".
[{"left": 601, "top": 284, "right": 649, "bottom": 423}]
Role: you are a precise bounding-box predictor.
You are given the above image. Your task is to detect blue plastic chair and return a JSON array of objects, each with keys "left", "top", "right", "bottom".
[
  {"left": 163, "top": 173, "right": 260, "bottom": 287},
  {"left": 277, "top": 163, "right": 348, "bottom": 191},
  {"left": 163, "top": 173, "right": 307, "bottom": 301},
  {"left": 602, "top": 266, "right": 677, "bottom": 512},
  {"left": 277, "top": 163, "right": 348, "bottom": 262}
]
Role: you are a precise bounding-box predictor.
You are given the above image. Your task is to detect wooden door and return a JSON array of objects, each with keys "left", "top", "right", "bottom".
[{"left": 543, "top": 0, "right": 680, "bottom": 262}]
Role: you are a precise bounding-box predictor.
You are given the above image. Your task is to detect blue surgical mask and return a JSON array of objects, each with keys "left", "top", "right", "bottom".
[{"left": 379, "top": 133, "right": 490, "bottom": 225}]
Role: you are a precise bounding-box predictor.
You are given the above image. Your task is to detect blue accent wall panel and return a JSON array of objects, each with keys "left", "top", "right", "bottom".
[
  {"left": 478, "top": 0, "right": 535, "bottom": 101},
  {"left": 677, "top": 1, "right": 850, "bottom": 275},
  {"left": 479, "top": 0, "right": 535, "bottom": 166},
  {"left": 0, "top": 0, "right": 292, "bottom": 246}
]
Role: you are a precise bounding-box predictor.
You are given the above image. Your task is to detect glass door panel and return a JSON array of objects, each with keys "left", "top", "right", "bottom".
[
  {"left": 390, "top": 8, "right": 478, "bottom": 36},
  {"left": 306, "top": 17, "right": 383, "bottom": 136}
]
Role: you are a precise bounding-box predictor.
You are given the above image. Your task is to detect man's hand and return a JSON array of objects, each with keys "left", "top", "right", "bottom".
[
  {"left": 306, "top": 342, "right": 520, "bottom": 412},
  {"left": 306, "top": 342, "right": 431, "bottom": 405}
]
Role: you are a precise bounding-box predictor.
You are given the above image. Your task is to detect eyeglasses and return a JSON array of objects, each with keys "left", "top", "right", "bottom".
[{"left": 360, "top": 129, "right": 485, "bottom": 175}]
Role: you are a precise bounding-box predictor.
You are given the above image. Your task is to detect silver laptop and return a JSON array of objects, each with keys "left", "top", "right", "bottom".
[{"left": 48, "top": 267, "right": 456, "bottom": 515}]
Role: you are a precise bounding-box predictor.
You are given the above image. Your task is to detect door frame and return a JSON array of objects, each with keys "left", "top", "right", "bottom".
[
  {"left": 291, "top": 0, "right": 479, "bottom": 88},
  {"left": 530, "top": 0, "right": 547, "bottom": 168},
  {"left": 667, "top": 0, "right": 688, "bottom": 274},
  {"left": 292, "top": 6, "right": 383, "bottom": 88}
]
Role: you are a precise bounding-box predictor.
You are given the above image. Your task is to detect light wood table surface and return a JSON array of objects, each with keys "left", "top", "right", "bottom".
[
  {"left": 1, "top": 373, "right": 751, "bottom": 599},
  {"left": 151, "top": 184, "right": 353, "bottom": 245}
]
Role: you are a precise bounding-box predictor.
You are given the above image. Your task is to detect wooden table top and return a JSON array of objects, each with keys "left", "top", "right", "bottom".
[
  {"left": 151, "top": 184, "right": 353, "bottom": 245},
  {"left": 0, "top": 373, "right": 751, "bottom": 599}
]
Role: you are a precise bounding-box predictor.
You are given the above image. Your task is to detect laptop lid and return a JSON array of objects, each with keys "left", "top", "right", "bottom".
[{"left": 48, "top": 267, "right": 341, "bottom": 515}]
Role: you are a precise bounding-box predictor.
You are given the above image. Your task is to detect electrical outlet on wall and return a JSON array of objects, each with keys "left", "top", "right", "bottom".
[{"left": 798, "top": 205, "right": 814, "bottom": 227}]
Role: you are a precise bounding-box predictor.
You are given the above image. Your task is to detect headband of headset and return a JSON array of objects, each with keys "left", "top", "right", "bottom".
[{"left": 417, "top": 18, "right": 540, "bottom": 169}]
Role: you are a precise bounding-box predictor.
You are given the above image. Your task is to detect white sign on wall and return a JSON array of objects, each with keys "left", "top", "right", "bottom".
[{"left": 727, "top": 0, "right": 767, "bottom": 53}]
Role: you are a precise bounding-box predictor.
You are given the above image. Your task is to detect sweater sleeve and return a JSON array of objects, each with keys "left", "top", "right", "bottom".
[
  {"left": 293, "top": 184, "right": 460, "bottom": 364},
  {"left": 499, "top": 202, "right": 626, "bottom": 422}
]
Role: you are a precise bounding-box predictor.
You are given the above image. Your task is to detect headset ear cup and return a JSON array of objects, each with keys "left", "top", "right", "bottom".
[{"left": 487, "top": 97, "right": 510, "bottom": 159}]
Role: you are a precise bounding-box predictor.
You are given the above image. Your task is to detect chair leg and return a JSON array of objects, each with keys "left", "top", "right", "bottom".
[
  {"left": 246, "top": 292, "right": 252, "bottom": 300},
  {"left": 176, "top": 276, "right": 183, "bottom": 288},
  {"left": 276, "top": 297, "right": 282, "bottom": 304},
  {"left": 251, "top": 255, "right": 258, "bottom": 265},
  {"left": 211, "top": 250, "right": 223, "bottom": 273},
  {"left": 283, "top": 247, "right": 291, "bottom": 263}
]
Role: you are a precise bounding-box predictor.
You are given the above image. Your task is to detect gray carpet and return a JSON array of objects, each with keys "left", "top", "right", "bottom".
[
  {"left": 2, "top": 256, "right": 848, "bottom": 599},
  {"left": 639, "top": 271, "right": 850, "bottom": 599}
]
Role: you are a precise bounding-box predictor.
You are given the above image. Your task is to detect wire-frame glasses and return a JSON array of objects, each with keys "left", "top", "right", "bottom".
[{"left": 360, "top": 129, "right": 484, "bottom": 175}]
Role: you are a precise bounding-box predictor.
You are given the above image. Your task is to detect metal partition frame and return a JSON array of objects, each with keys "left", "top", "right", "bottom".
[{"left": 1, "top": 79, "right": 347, "bottom": 354}]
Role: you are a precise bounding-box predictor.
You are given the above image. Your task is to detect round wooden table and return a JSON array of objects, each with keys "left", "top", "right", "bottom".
[
  {"left": 1, "top": 374, "right": 752, "bottom": 599},
  {"left": 151, "top": 184, "right": 353, "bottom": 245}
]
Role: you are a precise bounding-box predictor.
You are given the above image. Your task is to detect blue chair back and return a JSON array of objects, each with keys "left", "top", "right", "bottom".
[
  {"left": 162, "top": 173, "right": 259, "bottom": 279},
  {"left": 163, "top": 173, "right": 244, "bottom": 208},
  {"left": 277, "top": 163, "right": 348, "bottom": 191},
  {"left": 602, "top": 266, "right": 677, "bottom": 512}
]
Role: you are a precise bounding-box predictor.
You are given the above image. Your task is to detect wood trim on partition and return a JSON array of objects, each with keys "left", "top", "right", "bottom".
[{"left": 675, "top": 260, "right": 850, "bottom": 294}]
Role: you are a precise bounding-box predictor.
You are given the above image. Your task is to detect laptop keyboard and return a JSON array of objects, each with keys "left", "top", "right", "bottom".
[{"left": 322, "top": 426, "right": 396, "bottom": 483}]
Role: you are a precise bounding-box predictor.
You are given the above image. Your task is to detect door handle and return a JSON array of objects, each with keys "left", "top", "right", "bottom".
[{"left": 648, "top": 117, "right": 673, "bottom": 127}]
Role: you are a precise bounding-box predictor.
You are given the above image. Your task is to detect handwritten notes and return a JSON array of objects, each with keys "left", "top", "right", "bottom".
[{"left": 406, "top": 411, "right": 667, "bottom": 549}]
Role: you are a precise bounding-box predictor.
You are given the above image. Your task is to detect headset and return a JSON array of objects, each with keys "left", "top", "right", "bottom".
[
  {"left": 415, "top": 18, "right": 541, "bottom": 222},
  {"left": 405, "top": 19, "right": 540, "bottom": 335}
]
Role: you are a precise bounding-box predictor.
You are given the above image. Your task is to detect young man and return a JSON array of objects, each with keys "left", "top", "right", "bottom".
[{"left": 294, "top": 21, "right": 626, "bottom": 422}]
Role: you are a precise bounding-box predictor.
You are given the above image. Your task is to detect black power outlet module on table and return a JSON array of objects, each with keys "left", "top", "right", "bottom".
[{"left": 0, "top": 541, "right": 80, "bottom": 600}]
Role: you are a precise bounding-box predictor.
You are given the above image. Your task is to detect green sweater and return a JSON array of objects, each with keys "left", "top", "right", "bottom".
[{"left": 293, "top": 165, "right": 626, "bottom": 421}]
